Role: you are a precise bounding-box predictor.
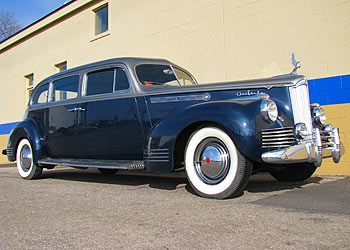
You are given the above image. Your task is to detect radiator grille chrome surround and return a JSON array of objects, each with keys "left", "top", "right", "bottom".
[
  {"left": 261, "top": 127, "right": 295, "bottom": 149},
  {"left": 289, "top": 80, "right": 313, "bottom": 134}
]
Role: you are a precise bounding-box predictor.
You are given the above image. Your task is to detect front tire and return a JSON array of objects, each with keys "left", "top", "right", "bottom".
[
  {"left": 185, "top": 127, "right": 252, "bottom": 199},
  {"left": 268, "top": 164, "right": 317, "bottom": 182},
  {"left": 16, "top": 139, "right": 42, "bottom": 179}
]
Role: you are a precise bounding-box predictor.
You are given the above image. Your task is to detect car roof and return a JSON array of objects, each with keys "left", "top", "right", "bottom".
[{"left": 38, "top": 57, "right": 172, "bottom": 84}]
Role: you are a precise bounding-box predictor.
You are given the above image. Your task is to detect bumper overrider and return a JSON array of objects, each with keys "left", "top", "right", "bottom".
[{"left": 261, "top": 125, "right": 345, "bottom": 167}]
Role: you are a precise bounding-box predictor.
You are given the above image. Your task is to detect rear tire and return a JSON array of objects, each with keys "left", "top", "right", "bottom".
[
  {"left": 16, "top": 139, "right": 42, "bottom": 180},
  {"left": 185, "top": 127, "right": 252, "bottom": 199},
  {"left": 268, "top": 163, "right": 317, "bottom": 182}
]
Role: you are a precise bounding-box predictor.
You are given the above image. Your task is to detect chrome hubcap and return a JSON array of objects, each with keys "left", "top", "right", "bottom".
[
  {"left": 194, "top": 138, "right": 230, "bottom": 185},
  {"left": 20, "top": 145, "right": 32, "bottom": 172}
]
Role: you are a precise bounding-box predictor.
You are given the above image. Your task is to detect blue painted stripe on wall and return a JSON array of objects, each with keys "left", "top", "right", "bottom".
[
  {"left": 0, "top": 122, "right": 19, "bottom": 135},
  {"left": 309, "top": 75, "right": 350, "bottom": 105}
]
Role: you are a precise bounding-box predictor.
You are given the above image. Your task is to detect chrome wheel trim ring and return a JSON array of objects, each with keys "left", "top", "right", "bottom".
[
  {"left": 194, "top": 138, "right": 230, "bottom": 185},
  {"left": 19, "top": 145, "right": 32, "bottom": 172}
]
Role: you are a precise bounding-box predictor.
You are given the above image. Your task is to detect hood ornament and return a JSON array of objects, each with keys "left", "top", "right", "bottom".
[{"left": 290, "top": 52, "right": 301, "bottom": 75}]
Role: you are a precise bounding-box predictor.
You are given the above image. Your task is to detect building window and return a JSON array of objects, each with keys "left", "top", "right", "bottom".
[
  {"left": 95, "top": 4, "right": 108, "bottom": 35},
  {"left": 25, "top": 73, "right": 34, "bottom": 103},
  {"left": 55, "top": 61, "right": 67, "bottom": 72}
]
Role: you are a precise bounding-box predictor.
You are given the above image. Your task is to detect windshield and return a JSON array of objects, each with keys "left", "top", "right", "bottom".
[{"left": 136, "top": 64, "right": 196, "bottom": 86}]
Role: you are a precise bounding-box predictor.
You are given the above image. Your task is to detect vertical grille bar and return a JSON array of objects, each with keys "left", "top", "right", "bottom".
[{"left": 289, "top": 80, "right": 313, "bottom": 133}]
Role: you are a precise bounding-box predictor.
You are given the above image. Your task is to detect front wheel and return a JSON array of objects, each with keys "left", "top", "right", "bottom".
[
  {"left": 268, "top": 164, "right": 317, "bottom": 182},
  {"left": 16, "top": 139, "right": 42, "bottom": 179},
  {"left": 185, "top": 127, "right": 252, "bottom": 199}
]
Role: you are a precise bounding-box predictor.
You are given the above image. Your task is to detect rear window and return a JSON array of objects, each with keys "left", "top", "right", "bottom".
[{"left": 32, "top": 84, "right": 49, "bottom": 105}]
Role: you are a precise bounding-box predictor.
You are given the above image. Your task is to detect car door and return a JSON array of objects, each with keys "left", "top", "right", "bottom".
[
  {"left": 46, "top": 74, "right": 81, "bottom": 158},
  {"left": 78, "top": 65, "right": 144, "bottom": 160}
]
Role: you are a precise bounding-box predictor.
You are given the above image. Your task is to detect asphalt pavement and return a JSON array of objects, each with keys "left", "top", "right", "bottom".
[{"left": 0, "top": 164, "right": 349, "bottom": 249}]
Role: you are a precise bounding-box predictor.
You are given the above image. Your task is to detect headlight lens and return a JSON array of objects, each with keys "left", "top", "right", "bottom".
[
  {"left": 261, "top": 99, "right": 278, "bottom": 123},
  {"left": 312, "top": 106, "right": 326, "bottom": 126}
]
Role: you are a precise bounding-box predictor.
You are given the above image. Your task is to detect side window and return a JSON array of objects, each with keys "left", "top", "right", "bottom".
[
  {"left": 32, "top": 84, "right": 49, "bottom": 105},
  {"left": 115, "top": 68, "right": 129, "bottom": 91},
  {"left": 85, "top": 67, "right": 129, "bottom": 96},
  {"left": 51, "top": 75, "right": 79, "bottom": 102},
  {"left": 86, "top": 69, "right": 114, "bottom": 96}
]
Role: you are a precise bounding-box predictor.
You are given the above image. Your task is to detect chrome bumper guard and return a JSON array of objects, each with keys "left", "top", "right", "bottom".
[{"left": 261, "top": 126, "right": 345, "bottom": 166}]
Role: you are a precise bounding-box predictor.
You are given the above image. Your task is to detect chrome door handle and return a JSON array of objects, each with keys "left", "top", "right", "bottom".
[
  {"left": 75, "top": 107, "right": 86, "bottom": 111},
  {"left": 67, "top": 107, "right": 86, "bottom": 112}
]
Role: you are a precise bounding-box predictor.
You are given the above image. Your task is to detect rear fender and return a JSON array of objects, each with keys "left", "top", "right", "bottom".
[
  {"left": 145, "top": 100, "right": 263, "bottom": 172},
  {"left": 6, "top": 119, "right": 44, "bottom": 163}
]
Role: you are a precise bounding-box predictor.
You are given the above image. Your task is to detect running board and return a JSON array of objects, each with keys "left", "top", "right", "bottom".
[{"left": 37, "top": 158, "right": 145, "bottom": 170}]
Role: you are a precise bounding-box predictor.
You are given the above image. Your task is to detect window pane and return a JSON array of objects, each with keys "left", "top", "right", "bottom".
[
  {"left": 173, "top": 67, "right": 196, "bottom": 86},
  {"left": 86, "top": 69, "right": 114, "bottom": 96},
  {"left": 32, "top": 84, "right": 49, "bottom": 104},
  {"left": 95, "top": 5, "right": 108, "bottom": 35},
  {"left": 136, "top": 64, "right": 178, "bottom": 86},
  {"left": 52, "top": 75, "right": 79, "bottom": 102},
  {"left": 115, "top": 68, "right": 129, "bottom": 91}
]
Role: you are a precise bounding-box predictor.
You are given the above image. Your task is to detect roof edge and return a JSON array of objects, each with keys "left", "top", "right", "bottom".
[{"left": 0, "top": 0, "right": 96, "bottom": 50}]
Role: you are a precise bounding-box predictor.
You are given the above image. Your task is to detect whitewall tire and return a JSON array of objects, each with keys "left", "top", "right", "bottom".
[
  {"left": 185, "top": 127, "right": 252, "bottom": 199},
  {"left": 16, "top": 139, "right": 42, "bottom": 179}
]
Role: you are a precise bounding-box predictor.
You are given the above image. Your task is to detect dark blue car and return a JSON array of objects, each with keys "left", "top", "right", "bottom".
[{"left": 3, "top": 57, "right": 344, "bottom": 198}]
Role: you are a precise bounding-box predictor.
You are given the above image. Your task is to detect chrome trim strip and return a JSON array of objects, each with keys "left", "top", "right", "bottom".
[{"left": 150, "top": 93, "right": 210, "bottom": 104}]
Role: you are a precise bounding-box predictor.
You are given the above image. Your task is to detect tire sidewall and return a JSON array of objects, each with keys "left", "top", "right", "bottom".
[
  {"left": 16, "top": 139, "right": 36, "bottom": 179},
  {"left": 185, "top": 127, "right": 240, "bottom": 197}
]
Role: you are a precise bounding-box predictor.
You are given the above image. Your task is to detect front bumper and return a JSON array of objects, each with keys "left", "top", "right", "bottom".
[{"left": 261, "top": 126, "right": 345, "bottom": 166}]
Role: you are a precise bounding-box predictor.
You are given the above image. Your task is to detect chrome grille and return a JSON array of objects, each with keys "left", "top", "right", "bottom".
[
  {"left": 261, "top": 127, "right": 295, "bottom": 148},
  {"left": 289, "top": 80, "right": 313, "bottom": 133}
]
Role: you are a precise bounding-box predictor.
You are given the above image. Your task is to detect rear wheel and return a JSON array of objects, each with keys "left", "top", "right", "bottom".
[
  {"left": 185, "top": 127, "right": 252, "bottom": 199},
  {"left": 16, "top": 139, "right": 42, "bottom": 179},
  {"left": 268, "top": 164, "right": 317, "bottom": 182}
]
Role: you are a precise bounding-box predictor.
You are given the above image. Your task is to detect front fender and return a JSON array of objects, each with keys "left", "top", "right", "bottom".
[
  {"left": 146, "top": 100, "right": 263, "bottom": 172},
  {"left": 6, "top": 119, "right": 44, "bottom": 163}
]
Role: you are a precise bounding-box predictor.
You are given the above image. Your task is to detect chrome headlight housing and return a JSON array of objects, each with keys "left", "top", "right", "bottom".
[
  {"left": 311, "top": 103, "right": 326, "bottom": 126},
  {"left": 261, "top": 99, "right": 278, "bottom": 123}
]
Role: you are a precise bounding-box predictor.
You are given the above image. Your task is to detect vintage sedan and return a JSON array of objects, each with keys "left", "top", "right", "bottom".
[{"left": 3, "top": 57, "right": 344, "bottom": 198}]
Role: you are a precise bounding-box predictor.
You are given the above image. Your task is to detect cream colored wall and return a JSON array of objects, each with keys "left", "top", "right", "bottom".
[{"left": 0, "top": 0, "right": 349, "bottom": 172}]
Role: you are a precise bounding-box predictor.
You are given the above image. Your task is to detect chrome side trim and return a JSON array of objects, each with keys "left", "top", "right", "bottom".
[
  {"left": 37, "top": 158, "right": 145, "bottom": 170},
  {"left": 144, "top": 149, "right": 170, "bottom": 162},
  {"left": 150, "top": 93, "right": 211, "bottom": 104}
]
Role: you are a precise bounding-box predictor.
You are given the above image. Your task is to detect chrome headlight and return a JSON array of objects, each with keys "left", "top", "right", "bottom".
[
  {"left": 261, "top": 99, "right": 278, "bottom": 123},
  {"left": 311, "top": 105, "right": 326, "bottom": 126}
]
